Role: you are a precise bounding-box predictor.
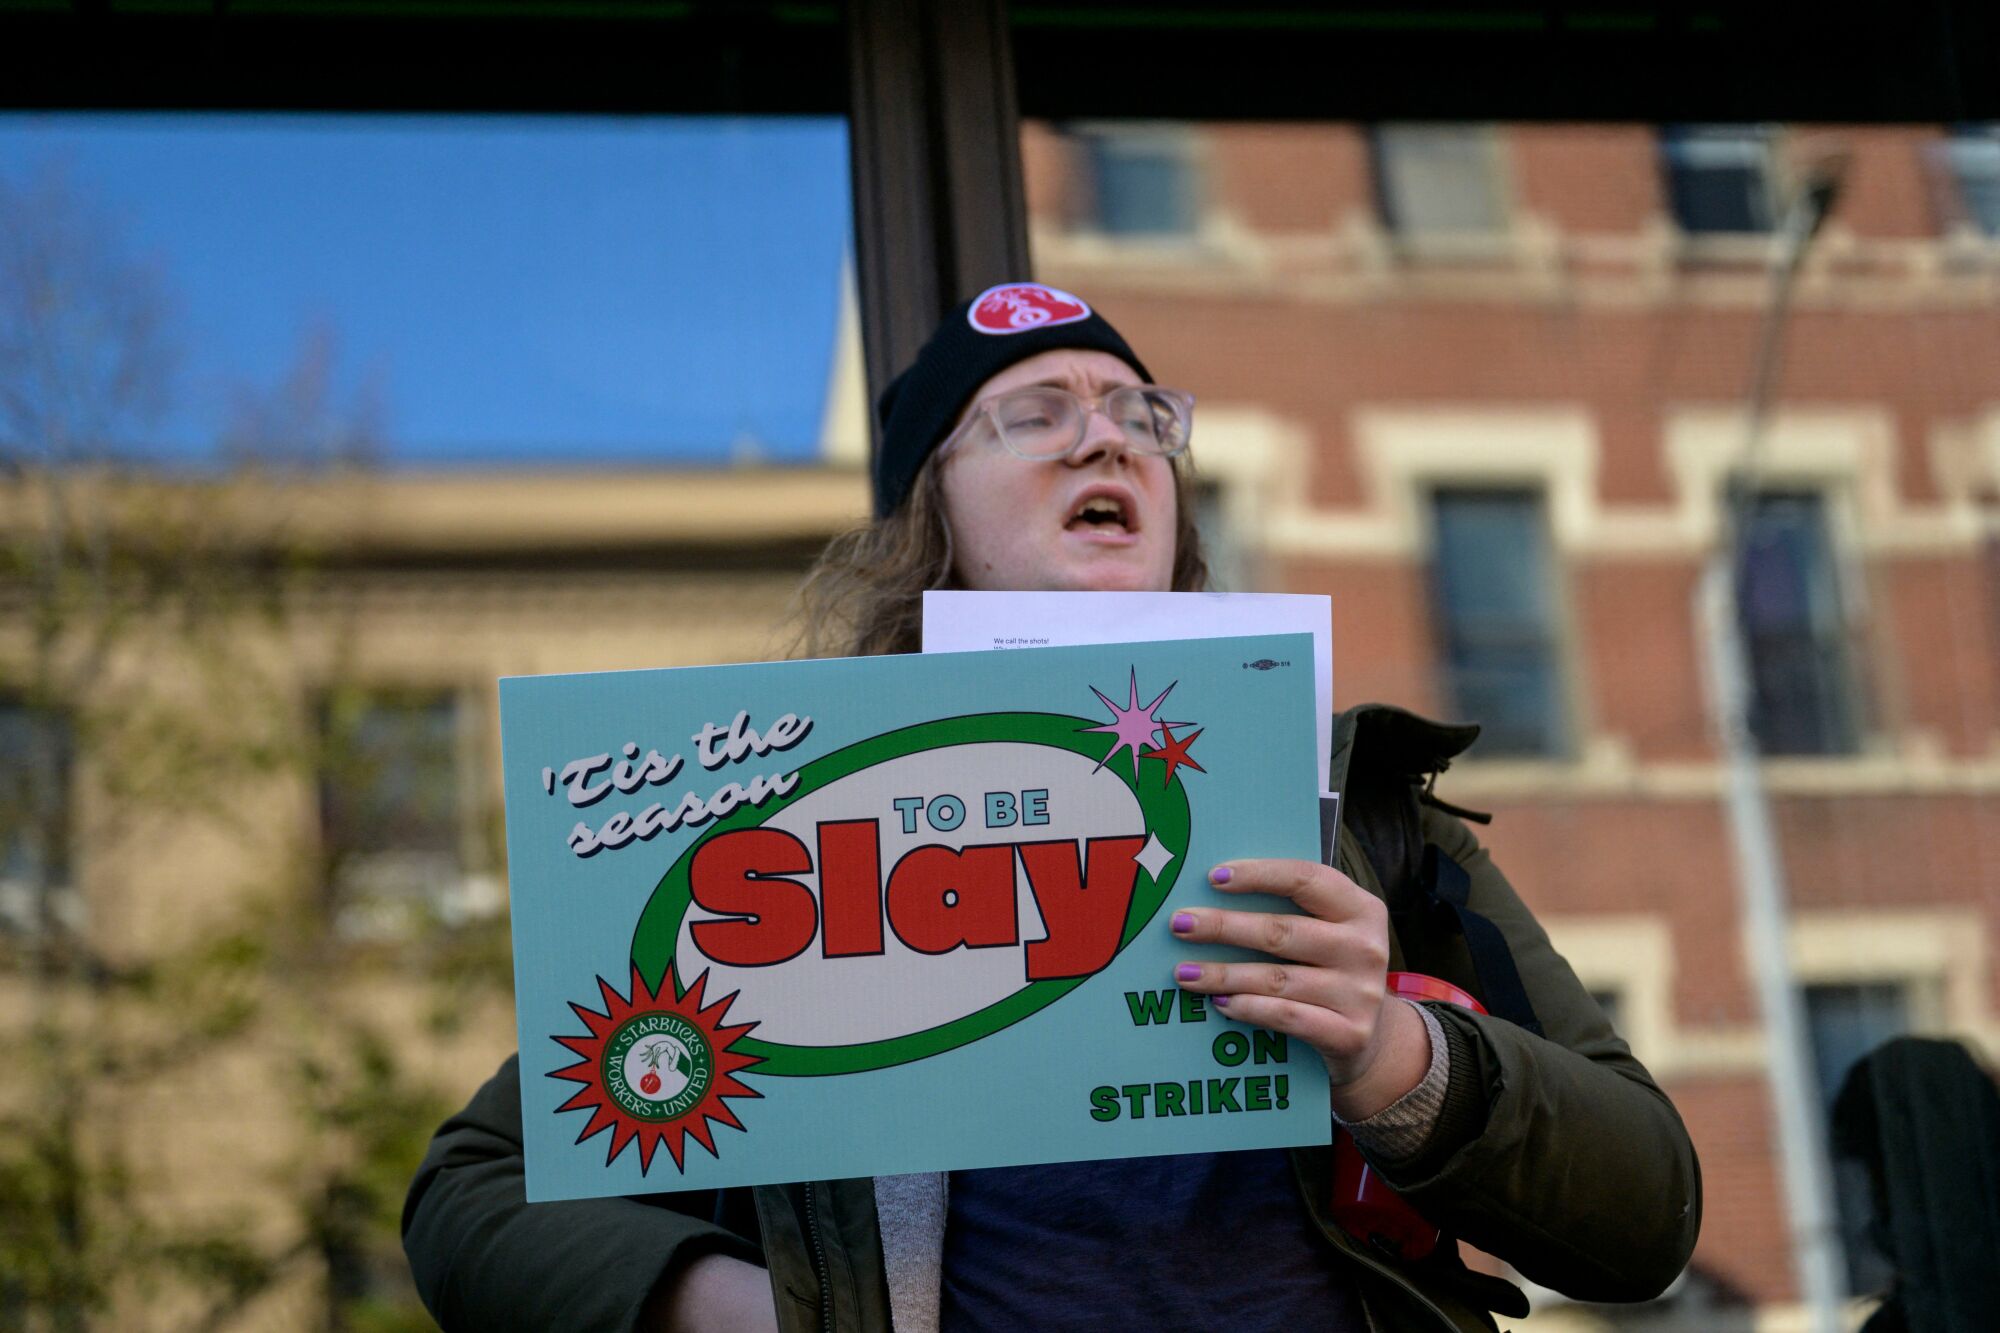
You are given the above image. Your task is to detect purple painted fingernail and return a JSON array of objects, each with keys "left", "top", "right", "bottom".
[
  {"left": 1175, "top": 963, "right": 1202, "bottom": 982},
  {"left": 1171, "top": 911, "right": 1196, "bottom": 934},
  {"left": 1209, "top": 866, "right": 1233, "bottom": 885},
  {"left": 1213, "top": 995, "right": 1231, "bottom": 1009}
]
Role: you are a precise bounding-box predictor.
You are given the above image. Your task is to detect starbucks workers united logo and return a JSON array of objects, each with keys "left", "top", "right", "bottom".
[{"left": 607, "top": 1012, "right": 712, "bottom": 1121}]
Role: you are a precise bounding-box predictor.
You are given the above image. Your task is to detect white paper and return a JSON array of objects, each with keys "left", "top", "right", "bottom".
[{"left": 921, "top": 590, "right": 1334, "bottom": 787}]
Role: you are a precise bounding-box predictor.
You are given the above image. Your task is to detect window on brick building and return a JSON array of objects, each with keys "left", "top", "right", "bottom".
[
  {"left": 1940, "top": 124, "right": 2000, "bottom": 236},
  {"left": 1662, "top": 125, "right": 1778, "bottom": 234},
  {"left": 0, "top": 698, "right": 77, "bottom": 936},
  {"left": 1371, "top": 124, "right": 1509, "bottom": 236},
  {"left": 1074, "top": 124, "right": 1200, "bottom": 237},
  {"left": 1427, "top": 488, "right": 1569, "bottom": 757},
  {"left": 1805, "top": 981, "right": 1911, "bottom": 1296},
  {"left": 318, "top": 687, "right": 492, "bottom": 934},
  {"left": 1733, "top": 490, "right": 1863, "bottom": 756}
]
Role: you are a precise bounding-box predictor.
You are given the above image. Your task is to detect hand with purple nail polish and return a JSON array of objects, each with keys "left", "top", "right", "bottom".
[{"left": 1169, "top": 857, "right": 1431, "bottom": 1122}]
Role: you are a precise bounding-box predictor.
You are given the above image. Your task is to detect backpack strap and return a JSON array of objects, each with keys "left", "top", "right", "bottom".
[
  {"left": 1335, "top": 703, "right": 1543, "bottom": 1034},
  {"left": 1419, "top": 844, "right": 1543, "bottom": 1038}
]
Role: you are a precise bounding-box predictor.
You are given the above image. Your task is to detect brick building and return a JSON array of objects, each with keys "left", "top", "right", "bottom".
[
  {"left": 1019, "top": 120, "right": 2000, "bottom": 1322},
  {"left": 8, "top": 110, "right": 1997, "bottom": 1330}
]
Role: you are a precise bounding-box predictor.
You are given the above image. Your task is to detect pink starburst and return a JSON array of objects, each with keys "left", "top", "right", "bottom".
[{"left": 1083, "top": 668, "right": 1190, "bottom": 779}]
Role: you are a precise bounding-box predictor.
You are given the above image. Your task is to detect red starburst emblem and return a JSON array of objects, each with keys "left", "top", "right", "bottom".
[{"left": 549, "top": 964, "right": 763, "bottom": 1173}]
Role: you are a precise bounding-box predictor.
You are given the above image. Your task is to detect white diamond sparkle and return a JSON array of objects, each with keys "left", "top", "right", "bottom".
[{"left": 1133, "top": 832, "right": 1176, "bottom": 881}]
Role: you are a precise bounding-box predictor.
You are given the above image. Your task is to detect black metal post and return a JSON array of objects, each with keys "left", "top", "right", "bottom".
[{"left": 844, "top": 0, "right": 1031, "bottom": 444}]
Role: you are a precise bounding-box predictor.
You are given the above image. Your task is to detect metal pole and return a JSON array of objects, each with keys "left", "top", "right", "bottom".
[
  {"left": 844, "top": 0, "right": 1030, "bottom": 454},
  {"left": 1697, "top": 157, "right": 1850, "bottom": 1333},
  {"left": 1699, "top": 565, "right": 1849, "bottom": 1333}
]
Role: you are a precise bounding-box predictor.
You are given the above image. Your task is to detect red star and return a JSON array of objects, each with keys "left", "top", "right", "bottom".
[{"left": 1141, "top": 722, "right": 1205, "bottom": 787}]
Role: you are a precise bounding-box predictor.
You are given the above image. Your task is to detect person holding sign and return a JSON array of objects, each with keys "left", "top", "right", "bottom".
[{"left": 404, "top": 283, "right": 1700, "bottom": 1332}]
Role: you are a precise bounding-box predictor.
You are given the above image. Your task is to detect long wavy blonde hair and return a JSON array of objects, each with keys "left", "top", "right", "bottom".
[{"left": 793, "top": 452, "right": 1210, "bottom": 659}]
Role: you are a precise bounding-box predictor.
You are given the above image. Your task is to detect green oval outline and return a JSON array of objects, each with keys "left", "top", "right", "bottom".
[{"left": 630, "top": 712, "right": 1191, "bottom": 1076}]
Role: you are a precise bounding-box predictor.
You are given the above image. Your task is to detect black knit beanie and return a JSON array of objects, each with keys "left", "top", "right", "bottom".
[{"left": 872, "top": 282, "right": 1152, "bottom": 518}]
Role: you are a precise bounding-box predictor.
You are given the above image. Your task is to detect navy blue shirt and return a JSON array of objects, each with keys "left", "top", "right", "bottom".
[{"left": 939, "top": 1150, "right": 1367, "bottom": 1331}]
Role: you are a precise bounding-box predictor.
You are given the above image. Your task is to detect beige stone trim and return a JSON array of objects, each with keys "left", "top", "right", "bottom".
[
  {"left": 1038, "top": 209, "right": 2000, "bottom": 312},
  {"left": 1664, "top": 405, "right": 1989, "bottom": 555},
  {"left": 293, "top": 467, "right": 872, "bottom": 552},
  {"left": 1442, "top": 744, "right": 2000, "bottom": 801},
  {"left": 1262, "top": 402, "right": 1994, "bottom": 563},
  {"left": 1185, "top": 403, "right": 1304, "bottom": 589},
  {"left": 1538, "top": 908, "right": 1998, "bottom": 1081},
  {"left": 1440, "top": 732, "right": 2000, "bottom": 792},
  {"left": 0, "top": 467, "right": 874, "bottom": 555},
  {"left": 1790, "top": 910, "right": 1992, "bottom": 1046},
  {"left": 1658, "top": 1027, "right": 1770, "bottom": 1078},
  {"left": 1272, "top": 407, "right": 1601, "bottom": 560},
  {"left": 1538, "top": 911, "right": 1769, "bottom": 1081},
  {"left": 1980, "top": 404, "right": 2000, "bottom": 506},
  {"left": 1185, "top": 401, "right": 2000, "bottom": 796},
  {"left": 1540, "top": 913, "right": 1675, "bottom": 1067}
]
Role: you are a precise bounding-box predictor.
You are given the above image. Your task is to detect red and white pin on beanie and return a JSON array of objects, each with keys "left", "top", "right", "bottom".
[{"left": 966, "top": 282, "right": 1092, "bottom": 334}]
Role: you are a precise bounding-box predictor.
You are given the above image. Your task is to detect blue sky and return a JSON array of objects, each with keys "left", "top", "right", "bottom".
[{"left": 0, "top": 113, "right": 852, "bottom": 467}]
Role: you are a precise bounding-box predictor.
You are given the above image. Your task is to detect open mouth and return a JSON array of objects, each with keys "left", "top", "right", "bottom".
[{"left": 1065, "top": 494, "right": 1134, "bottom": 534}]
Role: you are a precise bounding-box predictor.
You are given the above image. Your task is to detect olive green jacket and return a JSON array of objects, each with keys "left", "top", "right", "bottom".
[{"left": 403, "top": 705, "right": 1701, "bottom": 1331}]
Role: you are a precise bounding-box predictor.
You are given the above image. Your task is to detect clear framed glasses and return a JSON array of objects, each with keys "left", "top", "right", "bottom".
[{"left": 944, "top": 385, "right": 1196, "bottom": 461}]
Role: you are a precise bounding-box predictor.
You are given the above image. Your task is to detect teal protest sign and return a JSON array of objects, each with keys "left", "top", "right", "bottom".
[{"left": 499, "top": 634, "right": 1327, "bottom": 1201}]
